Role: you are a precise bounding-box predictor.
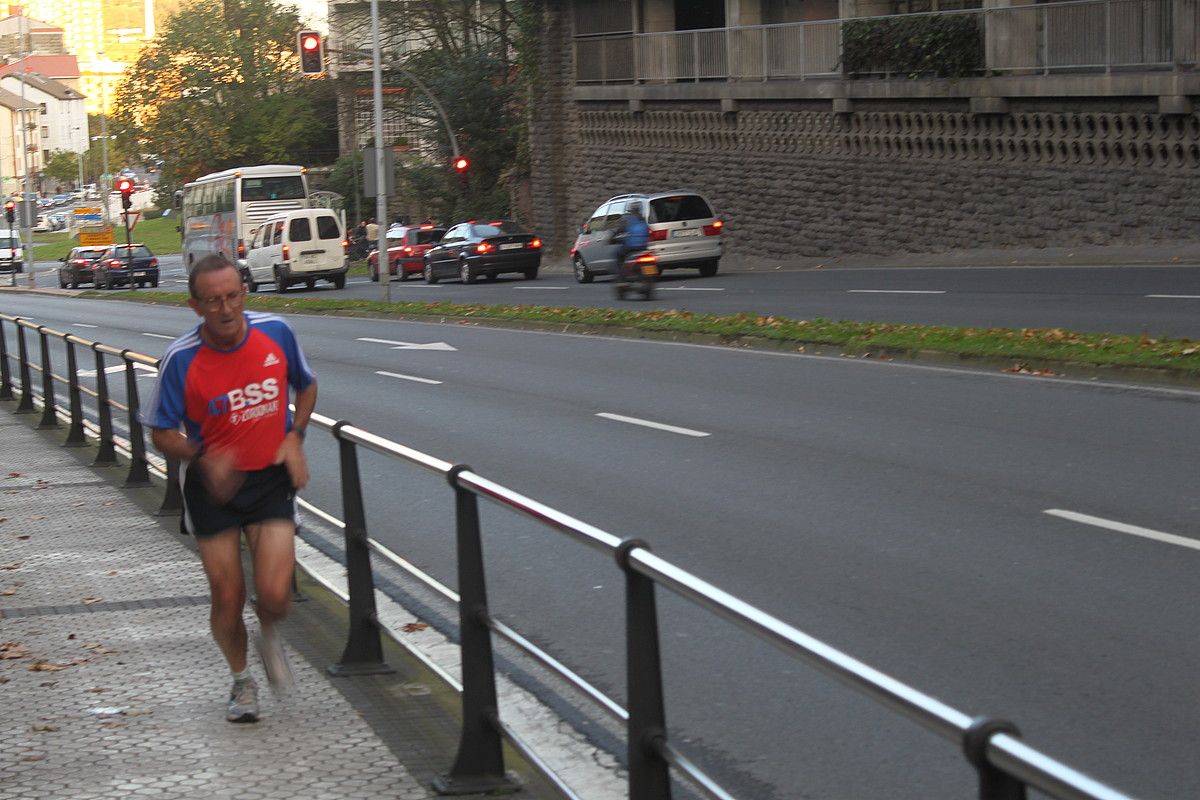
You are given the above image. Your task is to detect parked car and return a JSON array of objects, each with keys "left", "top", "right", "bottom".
[
  {"left": 57, "top": 245, "right": 110, "bottom": 288},
  {"left": 245, "top": 208, "right": 348, "bottom": 292},
  {"left": 92, "top": 243, "right": 159, "bottom": 288},
  {"left": 47, "top": 212, "right": 67, "bottom": 231},
  {"left": 33, "top": 214, "right": 51, "bottom": 232},
  {"left": 571, "top": 190, "right": 723, "bottom": 282},
  {"left": 422, "top": 221, "right": 541, "bottom": 284},
  {"left": 0, "top": 229, "right": 23, "bottom": 272},
  {"left": 52, "top": 193, "right": 73, "bottom": 207},
  {"left": 369, "top": 224, "right": 446, "bottom": 281}
]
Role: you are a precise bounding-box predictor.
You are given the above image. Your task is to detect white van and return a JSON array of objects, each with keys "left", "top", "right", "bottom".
[{"left": 245, "top": 209, "right": 348, "bottom": 292}]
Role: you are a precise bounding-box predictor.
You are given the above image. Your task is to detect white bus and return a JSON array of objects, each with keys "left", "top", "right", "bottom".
[{"left": 180, "top": 165, "right": 310, "bottom": 272}]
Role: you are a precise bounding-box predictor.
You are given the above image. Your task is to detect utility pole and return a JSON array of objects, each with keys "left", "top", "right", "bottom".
[
  {"left": 18, "top": 16, "right": 33, "bottom": 286},
  {"left": 370, "top": 0, "right": 390, "bottom": 304}
]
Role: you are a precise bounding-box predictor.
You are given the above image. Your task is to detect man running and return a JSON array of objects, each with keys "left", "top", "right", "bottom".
[{"left": 142, "top": 254, "right": 318, "bottom": 723}]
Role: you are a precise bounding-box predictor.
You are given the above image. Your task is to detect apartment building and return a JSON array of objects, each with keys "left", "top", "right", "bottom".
[
  {"left": 1, "top": 70, "right": 86, "bottom": 164},
  {"left": 528, "top": 0, "right": 1200, "bottom": 259}
]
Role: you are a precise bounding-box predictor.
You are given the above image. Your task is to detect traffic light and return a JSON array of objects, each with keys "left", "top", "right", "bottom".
[
  {"left": 297, "top": 30, "right": 324, "bottom": 75},
  {"left": 453, "top": 157, "right": 469, "bottom": 173},
  {"left": 3, "top": 200, "right": 13, "bottom": 224},
  {"left": 117, "top": 177, "right": 134, "bottom": 210}
]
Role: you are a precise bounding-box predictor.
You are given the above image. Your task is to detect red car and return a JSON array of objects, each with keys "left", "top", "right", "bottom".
[{"left": 368, "top": 224, "right": 446, "bottom": 281}]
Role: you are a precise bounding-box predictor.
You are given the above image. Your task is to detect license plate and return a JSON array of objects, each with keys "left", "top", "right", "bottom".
[
  {"left": 499, "top": 242, "right": 523, "bottom": 250},
  {"left": 672, "top": 228, "right": 701, "bottom": 238},
  {"left": 640, "top": 263, "right": 659, "bottom": 276},
  {"left": 134, "top": 271, "right": 146, "bottom": 277}
]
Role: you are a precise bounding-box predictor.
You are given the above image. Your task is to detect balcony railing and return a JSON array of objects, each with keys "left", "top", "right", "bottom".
[{"left": 574, "top": 0, "right": 1192, "bottom": 84}]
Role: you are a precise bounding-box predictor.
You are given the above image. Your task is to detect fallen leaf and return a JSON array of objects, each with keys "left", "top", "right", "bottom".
[
  {"left": 0, "top": 676, "right": 8, "bottom": 684},
  {"left": 0, "top": 517, "right": 7, "bottom": 523},
  {"left": 28, "top": 661, "right": 68, "bottom": 672},
  {"left": 0, "top": 564, "right": 21, "bottom": 571},
  {"left": 38, "top": 682, "right": 56, "bottom": 687},
  {"left": 7, "top": 472, "right": 21, "bottom": 478},
  {"left": 16, "top": 535, "right": 29, "bottom": 540},
  {"left": 0, "top": 589, "right": 15, "bottom": 596},
  {"left": 29, "top": 515, "right": 44, "bottom": 520},
  {"left": 102, "top": 502, "right": 115, "bottom": 507},
  {"left": 85, "top": 687, "right": 111, "bottom": 693},
  {"left": 66, "top": 634, "right": 75, "bottom": 640},
  {"left": 80, "top": 597, "right": 102, "bottom": 605},
  {"left": 20, "top": 753, "right": 45, "bottom": 762},
  {"left": 0, "top": 641, "right": 31, "bottom": 659},
  {"left": 31, "top": 723, "right": 59, "bottom": 732},
  {"left": 107, "top": 571, "right": 117, "bottom": 576},
  {"left": 401, "top": 622, "right": 429, "bottom": 633}
]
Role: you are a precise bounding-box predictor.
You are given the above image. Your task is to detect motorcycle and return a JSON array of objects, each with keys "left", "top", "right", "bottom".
[{"left": 613, "top": 250, "right": 658, "bottom": 301}]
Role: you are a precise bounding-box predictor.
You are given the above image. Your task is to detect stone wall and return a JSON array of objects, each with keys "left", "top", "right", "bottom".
[{"left": 529, "top": 2, "right": 1200, "bottom": 263}]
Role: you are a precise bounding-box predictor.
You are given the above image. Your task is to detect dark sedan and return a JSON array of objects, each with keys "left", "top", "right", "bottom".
[
  {"left": 422, "top": 220, "right": 542, "bottom": 284},
  {"left": 57, "top": 246, "right": 109, "bottom": 288},
  {"left": 93, "top": 244, "right": 160, "bottom": 289}
]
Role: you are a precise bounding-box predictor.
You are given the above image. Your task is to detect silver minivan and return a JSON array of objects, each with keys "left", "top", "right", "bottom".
[
  {"left": 245, "top": 209, "right": 348, "bottom": 292},
  {"left": 571, "top": 190, "right": 723, "bottom": 282}
]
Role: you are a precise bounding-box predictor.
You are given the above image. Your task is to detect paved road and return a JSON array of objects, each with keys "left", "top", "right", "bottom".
[
  {"left": 20, "top": 255, "right": 1200, "bottom": 338},
  {"left": 3, "top": 293, "right": 1197, "bottom": 799}
]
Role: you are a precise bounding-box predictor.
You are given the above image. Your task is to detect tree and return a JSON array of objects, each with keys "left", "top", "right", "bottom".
[
  {"left": 112, "top": 0, "right": 335, "bottom": 205},
  {"left": 337, "top": 0, "right": 532, "bottom": 222},
  {"left": 42, "top": 150, "right": 81, "bottom": 187}
]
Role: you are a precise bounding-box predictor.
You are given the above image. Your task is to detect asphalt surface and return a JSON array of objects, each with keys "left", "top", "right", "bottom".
[
  {"left": 2, "top": 292, "right": 1197, "bottom": 799},
  {"left": 16, "top": 250, "right": 1200, "bottom": 338}
]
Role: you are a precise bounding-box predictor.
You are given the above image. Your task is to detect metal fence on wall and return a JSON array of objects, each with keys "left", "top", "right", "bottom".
[
  {"left": 0, "top": 312, "right": 1139, "bottom": 800},
  {"left": 575, "top": 0, "right": 1191, "bottom": 83}
]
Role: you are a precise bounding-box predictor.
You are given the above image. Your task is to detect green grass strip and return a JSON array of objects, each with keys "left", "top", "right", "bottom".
[{"left": 91, "top": 290, "right": 1200, "bottom": 376}]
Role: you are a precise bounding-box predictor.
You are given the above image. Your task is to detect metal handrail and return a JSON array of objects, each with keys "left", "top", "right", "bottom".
[{"left": 0, "top": 312, "right": 1138, "bottom": 800}]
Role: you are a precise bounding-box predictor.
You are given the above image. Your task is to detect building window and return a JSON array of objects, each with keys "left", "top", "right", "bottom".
[
  {"left": 39, "top": 103, "right": 47, "bottom": 115},
  {"left": 41, "top": 126, "right": 49, "bottom": 138}
]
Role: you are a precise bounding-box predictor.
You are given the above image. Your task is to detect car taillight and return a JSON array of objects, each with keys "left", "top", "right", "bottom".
[
  {"left": 71, "top": 259, "right": 87, "bottom": 265},
  {"left": 529, "top": 238, "right": 542, "bottom": 249},
  {"left": 237, "top": 240, "right": 245, "bottom": 258},
  {"left": 149, "top": 258, "right": 158, "bottom": 267},
  {"left": 282, "top": 243, "right": 290, "bottom": 260},
  {"left": 109, "top": 259, "right": 121, "bottom": 267},
  {"left": 703, "top": 220, "right": 724, "bottom": 236},
  {"left": 402, "top": 246, "right": 413, "bottom": 255},
  {"left": 634, "top": 252, "right": 657, "bottom": 264},
  {"left": 649, "top": 229, "right": 667, "bottom": 242},
  {"left": 476, "top": 242, "right": 494, "bottom": 254},
  {"left": 342, "top": 239, "right": 349, "bottom": 252}
]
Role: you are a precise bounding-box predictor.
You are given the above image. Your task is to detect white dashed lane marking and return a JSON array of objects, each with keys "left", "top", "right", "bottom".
[
  {"left": 376, "top": 370, "right": 442, "bottom": 385},
  {"left": 595, "top": 412, "right": 710, "bottom": 438},
  {"left": 1044, "top": 509, "right": 1200, "bottom": 552},
  {"left": 848, "top": 289, "right": 946, "bottom": 294}
]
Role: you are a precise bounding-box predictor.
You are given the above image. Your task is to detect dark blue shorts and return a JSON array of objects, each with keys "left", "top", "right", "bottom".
[{"left": 181, "top": 462, "right": 296, "bottom": 538}]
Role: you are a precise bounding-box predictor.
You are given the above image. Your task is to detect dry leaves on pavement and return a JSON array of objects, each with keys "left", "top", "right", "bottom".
[
  {"left": 401, "top": 622, "right": 430, "bottom": 633},
  {"left": 28, "top": 660, "right": 70, "bottom": 672},
  {"left": 0, "top": 641, "right": 31, "bottom": 659}
]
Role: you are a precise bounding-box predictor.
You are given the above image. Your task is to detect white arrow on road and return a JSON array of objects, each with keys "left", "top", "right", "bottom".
[{"left": 357, "top": 337, "right": 458, "bottom": 351}]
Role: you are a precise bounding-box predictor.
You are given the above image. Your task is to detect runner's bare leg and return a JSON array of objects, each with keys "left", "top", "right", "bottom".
[{"left": 197, "top": 527, "right": 248, "bottom": 672}]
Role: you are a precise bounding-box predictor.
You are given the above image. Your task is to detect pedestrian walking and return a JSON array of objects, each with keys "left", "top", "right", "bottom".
[
  {"left": 365, "top": 218, "right": 379, "bottom": 242},
  {"left": 142, "top": 254, "right": 318, "bottom": 723}
]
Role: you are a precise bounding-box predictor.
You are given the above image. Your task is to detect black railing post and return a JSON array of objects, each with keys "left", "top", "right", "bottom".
[
  {"left": 14, "top": 322, "right": 34, "bottom": 413},
  {"left": 155, "top": 455, "right": 183, "bottom": 516},
  {"left": 92, "top": 345, "right": 117, "bottom": 466},
  {"left": 617, "top": 538, "right": 672, "bottom": 800},
  {"left": 63, "top": 338, "right": 86, "bottom": 446},
  {"left": 327, "top": 421, "right": 392, "bottom": 676},
  {"left": 963, "top": 717, "right": 1027, "bottom": 800},
  {"left": 36, "top": 327, "right": 59, "bottom": 429},
  {"left": 0, "top": 319, "right": 13, "bottom": 400},
  {"left": 433, "top": 465, "right": 517, "bottom": 796},
  {"left": 122, "top": 353, "right": 150, "bottom": 486}
]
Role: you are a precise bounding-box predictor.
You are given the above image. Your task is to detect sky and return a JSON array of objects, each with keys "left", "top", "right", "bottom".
[{"left": 293, "top": 0, "right": 328, "bottom": 32}]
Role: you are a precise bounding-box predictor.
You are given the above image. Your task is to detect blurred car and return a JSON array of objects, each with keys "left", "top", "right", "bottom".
[
  {"left": 422, "top": 220, "right": 541, "bottom": 284},
  {"left": 57, "top": 245, "right": 109, "bottom": 288},
  {"left": 92, "top": 243, "right": 159, "bottom": 289},
  {"left": 33, "top": 214, "right": 51, "bottom": 232},
  {"left": 0, "top": 229, "right": 22, "bottom": 272},
  {"left": 48, "top": 212, "right": 67, "bottom": 231},
  {"left": 52, "top": 193, "right": 73, "bottom": 207},
  {"left": 369, "top": 224, "right": 445, "bottom": 281},
  {"left": 571, "top": 190, "right": 723, "bottom": 282}
]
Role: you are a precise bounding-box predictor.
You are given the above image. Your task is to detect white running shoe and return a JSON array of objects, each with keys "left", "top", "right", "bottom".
[
  {"left": 227, "top": 678, "right": 259, "bottom": 723},
  {"left": 256, "top": 629, "right": 295, "bottom": 695}
]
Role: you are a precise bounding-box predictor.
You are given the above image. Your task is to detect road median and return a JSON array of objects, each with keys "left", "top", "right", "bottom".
[{"left": 77, "top": 289, "right": 1200, "bottom": 385}]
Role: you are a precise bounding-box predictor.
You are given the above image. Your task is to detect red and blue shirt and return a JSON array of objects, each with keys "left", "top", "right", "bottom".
[{"left": 142, "top": 312, "right": 316, "bottom": 471}]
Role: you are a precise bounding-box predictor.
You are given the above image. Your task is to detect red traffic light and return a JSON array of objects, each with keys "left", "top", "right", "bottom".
[
  {"left": 297, "top": 30, "right": 324, "bottom": 75},
  {"left": 453, "top": 157, "right": 469, "bottom": 172},
  {"left": 116, "top": 178, "right": 134, "bottom": 193}
]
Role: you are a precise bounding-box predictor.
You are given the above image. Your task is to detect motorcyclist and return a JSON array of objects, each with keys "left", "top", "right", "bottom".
[{"left": 612, "top": 203, "right": 650, "bottom": 282}]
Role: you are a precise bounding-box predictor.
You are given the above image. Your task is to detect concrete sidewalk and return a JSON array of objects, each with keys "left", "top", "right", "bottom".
[{"left": 0, "top": 412, "right": 562, "bottom": 799}]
